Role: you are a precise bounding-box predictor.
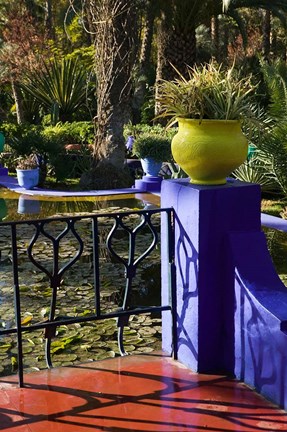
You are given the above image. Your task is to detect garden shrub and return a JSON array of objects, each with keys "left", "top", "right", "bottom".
[
  {"left": 124, "top": 122, "right": 177, "bottom": 140},
  {"left": 43, "top": 121, "right": 94, "bottom": 145}
]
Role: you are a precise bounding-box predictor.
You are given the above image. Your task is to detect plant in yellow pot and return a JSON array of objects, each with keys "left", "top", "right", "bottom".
[{"left": 156, "top": 61, "right": 258, "bottom": 185}]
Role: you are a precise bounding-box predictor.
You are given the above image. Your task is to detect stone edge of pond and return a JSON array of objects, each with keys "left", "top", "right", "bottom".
[{"left": 0, "top": 175, "right": 143, "bottom": 197}]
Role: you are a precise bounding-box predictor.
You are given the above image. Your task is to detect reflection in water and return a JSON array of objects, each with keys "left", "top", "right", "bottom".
[
  {"left": 0, "top": 195, "right": 162, "bottom": 376},
  {"left": 18, "top": 195, "right": 41, "bottom": 215},
  {"left": 0, "top": 190, "right": 160, "bottom": 222},
  {"left": 0, "top": 198, "right": 7, "bottom": 221}
]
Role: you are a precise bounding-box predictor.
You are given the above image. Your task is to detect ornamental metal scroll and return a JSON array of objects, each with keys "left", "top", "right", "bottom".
[
  {"left": 27, "top": 218, "right": 84, "bottom": 367},
  {"left": 106, "top": 211, "right": 159, "bottom": 355},
  {"left": 0, "top": 207, "right": 176, "bottom": 387}
]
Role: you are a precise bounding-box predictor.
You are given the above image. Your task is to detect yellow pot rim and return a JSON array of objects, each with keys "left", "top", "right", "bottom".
[{"left": 176, "top": 118, "right": 241, "bottom": 124}]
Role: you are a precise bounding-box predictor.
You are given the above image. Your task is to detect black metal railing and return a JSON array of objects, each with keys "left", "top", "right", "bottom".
[{"left": 0, "top": 207, "right": 177, "bottom": 387}]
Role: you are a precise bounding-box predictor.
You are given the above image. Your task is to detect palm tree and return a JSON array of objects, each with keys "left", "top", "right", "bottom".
[
  {"left": 154, "top": 0, "right": 287, "bottom": 116},
  {"left": 44, "top": 0, "right": 54, "bottom": 39},
  {"left": 132, "top": 0, "right": 156, "bottom": 124},
  {"left": 223, "top": 0, "right": 287, "bottom": 61},
  {"left": 155, "top": 0, "right": 218, "bottom": 116},
  {"left": 156, "top": 0, "right": 211, "bottom": 81},
  {"left": 88, "top": 0, "right": 140, "bottom": 169}
]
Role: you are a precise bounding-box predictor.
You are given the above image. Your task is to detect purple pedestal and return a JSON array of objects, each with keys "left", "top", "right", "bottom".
[
  {"left": 161, "top": 178, "right": 261, "bottom": 373},
  {"left": 161, "top": 177, "right": 287, "bottom": 409},
  {"left": 0, "top": 165, "right": 8, "bottom": 176},
  {"left": 134, "top": 175, "right": 162, "bottom": 193}
]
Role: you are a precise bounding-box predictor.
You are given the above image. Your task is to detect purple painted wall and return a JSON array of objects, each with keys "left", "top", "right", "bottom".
[
  {"left": 230, "top": 231, "right": 287, "bottom": 408},
  {"left": 161, "top": 177, "right": 287, "bottom": 408},
  {"left": 134, "top": 175, "right": 162, "bottom": 193},
  {"left": 161, "top": 178, "right": 261, "bottom": 373}
]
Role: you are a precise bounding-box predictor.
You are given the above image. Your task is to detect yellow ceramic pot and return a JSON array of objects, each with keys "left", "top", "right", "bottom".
[{"left": 171, "top": 118, "right": 248, "bottom": 185}]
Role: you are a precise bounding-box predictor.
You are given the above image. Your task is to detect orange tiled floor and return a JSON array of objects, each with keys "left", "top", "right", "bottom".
[{"left": 0, "top": 354, "right": 286, "bottom": 431}]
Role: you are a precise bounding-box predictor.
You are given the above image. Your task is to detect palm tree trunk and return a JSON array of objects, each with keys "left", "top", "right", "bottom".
[
  {"left": 11, "top": 78, "right": 25, "bottom": 124},
  {"left": 44, "top": 0, "right": 54, "bottom": 40},
  {"left": 211, "top": 15, "right": 219, "bottom": 61},
  {"left": 262, "top": 9, "right": 271, "bottom": 61},
  {"left": 90, "top": 0, "right": 140, "bottom": 168},
  {"left": 132, "top": 0, "right": 155, "bottom": 123},
  {"left": 155, "top": 4, "right": 196, "bottom": 117}
]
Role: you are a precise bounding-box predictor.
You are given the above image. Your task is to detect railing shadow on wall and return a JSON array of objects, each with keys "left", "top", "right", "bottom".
[
  {"left": 0, "top": 208, "right": 177, "bottom": 388},
  {"left": 173, "top": 213, "right": 199, "bottom": 361},
  {"left": 229, "top": 212, "right": 287, "bottom": 409}
]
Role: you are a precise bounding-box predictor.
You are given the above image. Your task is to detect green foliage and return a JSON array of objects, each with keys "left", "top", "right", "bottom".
[
  {"left": 4, "top": 121, "right": 94, "bottom": 150},
  {"left": 65, "top": 16, "right": 87, "bottom": 45},
  {"left": 0, "top": 122, "right": 27, "bottom": 142},
  {"left": 21, "top": 57, "right": 95, "bottom": 124},
  {"left": 250, "top": 61, "right": 287, "bottom": 196},
  {"left": 259, "top": 123, "right": 287, "bottom": 195},
  {"left": 9, "top": 128, "right": 64, "bottom": 160},
  {"left": 156, "top": 61, "right": 257, "bottom": 125},
  {"left": 65, "top": 46, "right": 95, "bottom": 70},
  {"left": 124, "top": 123, "right": 177, "bottom": 140},
  {"left": 260, "top": 60, "right": 287, "bottom": 119},
  {"left": 165, "top": 161, "right": 189, "bottom": 179},
  {"left": 43, "top": 122, "right": 94, "bottom": 144},
  {"left": 233, "top": 155, "right": 279, "bottom": 193},
  {"left": 5, "top": 121, "right": 95, "bottom": 182},
  {"left": 132, "top": 133, "right": 172, "bottom": 162},
  {"left": 20, "top": 90, "right": 43, "bottom": 124},
  {"left": 48, "top": 154, "right": 78, "bottom": 182}
]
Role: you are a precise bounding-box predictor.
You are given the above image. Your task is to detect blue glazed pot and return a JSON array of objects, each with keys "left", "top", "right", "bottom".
[
  {"left": 16, "top": 168, "right": 39, "bottom": 189},
  {"left": 141, "top": 158, "right": 162, "bottom": 177}
]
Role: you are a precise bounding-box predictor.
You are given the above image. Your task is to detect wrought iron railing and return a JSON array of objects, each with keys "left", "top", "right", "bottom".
[{"left": 0, "top": 207, "right": 177, "bottom": 387}]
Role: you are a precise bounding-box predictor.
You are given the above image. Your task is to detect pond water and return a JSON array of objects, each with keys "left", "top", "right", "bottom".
[
  {"left": 0, "top": 190, "right": 160, "bottom": 222},
  {"left": 4, "top": 189, "right": 286, "bottom": 380},
  {"left": 0, "top": 190, "right": 163, "bottom": 378}
]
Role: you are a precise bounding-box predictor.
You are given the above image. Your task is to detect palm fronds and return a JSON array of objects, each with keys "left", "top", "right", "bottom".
[{"left": 233, "top": 155, "right": 279, "bottom": 193}]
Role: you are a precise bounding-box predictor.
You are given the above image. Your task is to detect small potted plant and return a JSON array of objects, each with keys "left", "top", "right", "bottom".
[
  {"left": 16, "top": 154, "right": 39, "bottom": 189},
  {"left": 132, "top": 133, "right": 172, "bottom": 176},
  {"left": 156, "top": 61, "right": 258, "bottom": 185}
]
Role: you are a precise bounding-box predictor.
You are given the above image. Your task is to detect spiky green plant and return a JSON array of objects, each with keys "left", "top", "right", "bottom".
[
  {"left": 21, "top": 58, "right": 93, "bottom": 124},
  {"left": 156, "top": 61, "right": 256, "bottom": 125},
  {"left": 233, "top": 155, "right": 279, "bottom": 193}
]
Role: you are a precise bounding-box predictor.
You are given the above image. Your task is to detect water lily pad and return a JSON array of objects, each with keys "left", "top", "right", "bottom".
[
  {"left": 136, "top": 346, "right": 154, "bottom": 353},
  {"left": 95, "top": 350, "right": 115, "bottom": 360},
  {"left": 52, "top": 353, "right": 78, "bottom": 362},
  {"left": 0, "top": 344, "right": 12, "bottom": 352},
  {"left": 138, "top": 327, "right": 156, "bottom": 336}
]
